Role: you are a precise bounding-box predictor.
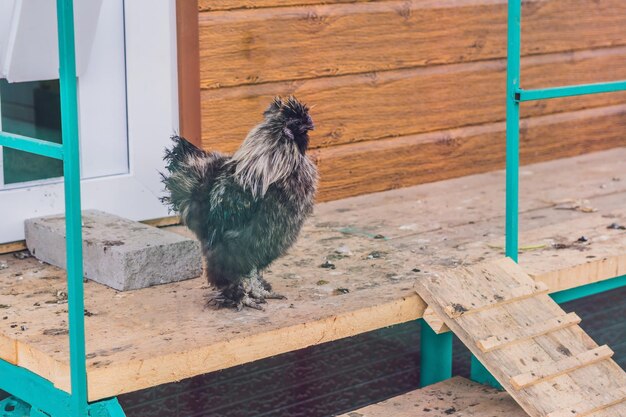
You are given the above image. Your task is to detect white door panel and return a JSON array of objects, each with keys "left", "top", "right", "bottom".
[{"left": 0, "top": 0, "right": 178, "bottom": 243}]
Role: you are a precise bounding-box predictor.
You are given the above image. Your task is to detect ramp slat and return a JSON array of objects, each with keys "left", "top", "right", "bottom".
[
  {"left": 546, "top": 386, "right": 626, "bottom": 417},
  {"left": 510, "top": 345, "right": 614, "bottom": 390},
  {"left": 476, "top": 312, "right": 581, "bottom": 353}
]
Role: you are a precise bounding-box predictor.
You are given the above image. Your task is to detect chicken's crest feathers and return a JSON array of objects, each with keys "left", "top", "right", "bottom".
[{"left": 230, "top": 96, "right": 315, "bottom": 198}]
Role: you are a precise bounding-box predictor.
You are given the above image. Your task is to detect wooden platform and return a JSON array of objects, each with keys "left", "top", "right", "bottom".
[
  {"left": 416, "top": 258, "right": 626, "bottom": 417},
  {"left": 337, "top": 376, "right": 528, "bottom": 417},
  {"left": 0, "top": 149, "right": 624, "bottom": 401}
]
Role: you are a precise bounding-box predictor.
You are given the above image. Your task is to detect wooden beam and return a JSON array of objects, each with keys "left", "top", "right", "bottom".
[
  {"left": 337, "top": 377, "right": 528, "bottom": 417},
  {"left": 200, "top": 47, "right": 626, "bottom": 152},
  {"left": 0, "top": 241, "right": 27, "bottom": 255},
  {"left": 198, "top": 0, "right": 626, "bottom": 88},
  {"left": 476, "top": 312, "right": 581, "bottom": 353},
  {"left": 422, "top": 307, "right": 450, "bottom": 334},
  {"left": 510, "top": 345, "right": 614, "bottom": 390},
  {"left": 176, "top": 0, "right": 202, "bottom": 146}
]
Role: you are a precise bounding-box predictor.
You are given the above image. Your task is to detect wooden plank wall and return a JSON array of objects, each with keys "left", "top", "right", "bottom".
[{"left": 196, "top": 0, "right": 626, "bottom": 201}]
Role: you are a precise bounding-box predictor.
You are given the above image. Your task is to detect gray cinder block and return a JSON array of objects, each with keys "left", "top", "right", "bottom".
[{"left": 25, "top": 210, "right": 202, "bottom": 291}]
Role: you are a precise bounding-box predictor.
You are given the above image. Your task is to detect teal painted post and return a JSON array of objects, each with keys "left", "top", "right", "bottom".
[
  {"left": 505, "top": 0, "right": 521, "bottom": 262},
  {"left": 420, "top": 320, "right": 453, "bottom": 387},
  {"left": 56, "top": 0, "right": 88, "bottom": 415},
  {"left": 470, "top": 356, "right": 502, "bottom": 389},
  {"left": 471, "top": 0, "right": 522, "bottom": 386}
]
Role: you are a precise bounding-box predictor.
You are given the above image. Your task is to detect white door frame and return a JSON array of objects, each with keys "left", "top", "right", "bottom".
[{"left": 0, "top": 0, "right": 178, "bottom": 243}]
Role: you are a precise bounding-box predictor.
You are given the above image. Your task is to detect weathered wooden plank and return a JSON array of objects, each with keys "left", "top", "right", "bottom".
[
  {"left": 547, "top": 386, "right": 626, "bottom": 417},
  {"left": 313, "top": 104, "right": 626, "bottom": 202},
  {"left": 476, "top": 312, "right": 581, "bottom": 353},
  {"left": 510, "top": 345, "right": 614, "bottom": 390},
  {"left": 199, "top": 0, "right": 626, "bottom": 88},
  {"left": 200, "top": 47, "right": 626, "bottom": 153},
  {"left": 0, "top": 151, "right": 623, "bottom": 402},
  {"left": 416, "top": 260, "right": 626, "bottom": 417},
  {"left": 337, "top": 376, "right": 528, "bottom": 417}
]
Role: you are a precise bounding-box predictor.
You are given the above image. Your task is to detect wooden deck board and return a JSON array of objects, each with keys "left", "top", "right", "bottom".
[
  {"left": 336, "top": 376, "right": 528, "bottom": 417},
  {"left": 0, "top": 149, "right": 624, "bottom": 400}
]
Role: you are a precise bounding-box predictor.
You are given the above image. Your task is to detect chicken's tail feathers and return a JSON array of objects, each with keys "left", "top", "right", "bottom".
[
  {"left": 163, "top": 135, "right": 205, "bottom": 172},
  {"left": 160, "top": 136, "right": 227, "bottom": 224}
]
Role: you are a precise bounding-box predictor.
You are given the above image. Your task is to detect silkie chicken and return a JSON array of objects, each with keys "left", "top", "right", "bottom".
[{"left": 161, "top": 96, "right": 317, "bottom": 310}]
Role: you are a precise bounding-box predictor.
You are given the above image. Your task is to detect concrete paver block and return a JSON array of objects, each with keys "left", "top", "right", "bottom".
[{"left": 25, "top": 210, "right": 202, "bottom": 291}]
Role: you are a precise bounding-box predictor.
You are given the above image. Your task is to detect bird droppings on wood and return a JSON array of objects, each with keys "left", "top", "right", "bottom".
[
  {"left": 43, "top": 328, "right": 68, "bottom": 336},
  {"left": 316, "top": 280, "right": 329, "bottom": 285},
  {"left": 449, "top": 303, "right": 468, "bottom": 315},
  {"left": 13, "top": 251, "right": 31, "bottom": 260},
  {"left": 334, "top": 288, "right": 350, "bottom": 295},
  {"left": 320, "top": 260, "right": 336, "bottom": 269},
  {"left": 607, "top": 222, "right": 626, "bottom": 230},
  {"left": 556, "top": 344, "right": 573, "bottom": 357},
  {"left": 0, "top": 262, "right": 7, "bottom": 270},
  {"left": 366, "top": 251, "right": 387, "bottom": 259}
]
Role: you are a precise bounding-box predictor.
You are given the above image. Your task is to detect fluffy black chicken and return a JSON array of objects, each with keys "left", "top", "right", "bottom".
[{"left": 161, "top": 96, "right": 318, "bottom": 310}]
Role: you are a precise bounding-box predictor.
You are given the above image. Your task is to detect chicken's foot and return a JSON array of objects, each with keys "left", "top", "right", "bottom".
[{"left": 209, "top": 270, "right": 285, "bottom": 311}]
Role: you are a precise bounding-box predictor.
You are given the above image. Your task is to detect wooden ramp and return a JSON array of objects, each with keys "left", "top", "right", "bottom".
[
  {"left": 337, "top": 376, "right": 528, "bottom": 417},
  {"left": 416, "top": 258, "right": 626, "bottom": 417}
]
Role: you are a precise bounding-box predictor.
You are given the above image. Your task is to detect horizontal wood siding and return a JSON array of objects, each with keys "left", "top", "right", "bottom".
[
  {"left": 196, "top": 0, "right": 626, "bottom": 201},
  {"left": 199, "top": 0, "right": 626, "bottom": 88},
  {"left": 312, "top": 105, "right": 626, "bottom": 201}
]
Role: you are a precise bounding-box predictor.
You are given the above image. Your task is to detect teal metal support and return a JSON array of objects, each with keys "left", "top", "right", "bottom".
[
  {"left": 420, "top": 320, "right": 453, "bottom": 387},
  {"left": 0, "top": 397, "right": 30, "bottom": 417},
  {"left": 88, "top": 399, "right": 127, "bottom": 417},
  {"left": 0, "top": 359, "right": 72, "bottom": 416},
  {"left": 0, "top": 132, "right": 63, "bottom": 160},
  {"left": 56, "top": 0, "right": 88, "bottom": 416},
  {"left": 470, "top": 356, "right": 501, "bottom": 389},
  {"left": 0, "top": 1, "right": 129, "bottom": 416},
  {"left": 551, "top": 274, "right": 626, "bottom": 304},
  {"left": 518, "top": 80, "right": 626, "bottom": 102},
  {"left": 505, "top": 0, "right": 521, "bottom": 262}
]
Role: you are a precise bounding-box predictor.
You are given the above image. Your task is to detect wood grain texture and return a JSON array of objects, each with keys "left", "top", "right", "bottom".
[
  {"left": 313, "top": 105, "right": 626, "bottom": 202},
  {"left": 198, "top": 0, "right": 626, "bottom": 88},
  {"left": 337, "top": 376, "right": 528, "bottom": 417},
  {"left": 177, "top": 0, "right": 202, "bottom": 145},
  {"left": 0, "top": 150, "right": 623, "bottom": 401},
  {"left": 200, "top": 47, "right": 626, "bottom": 153},
  {"left": 198, "top": 0, "right": 373, "bottom": 12},
  {"left": 510, "top": 345, "right": 614, "bottom": 390},
  {"left": 415, "top": 259, "right": 626, "bottom": 417}
]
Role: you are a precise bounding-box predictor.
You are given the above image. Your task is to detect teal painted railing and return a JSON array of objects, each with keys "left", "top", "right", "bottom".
[
  {"left": 0, "top": 1, "right": 123, "bottom": 416},
  {"left": 469, "top": 0, "right": 626, "bottom": 385}
]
